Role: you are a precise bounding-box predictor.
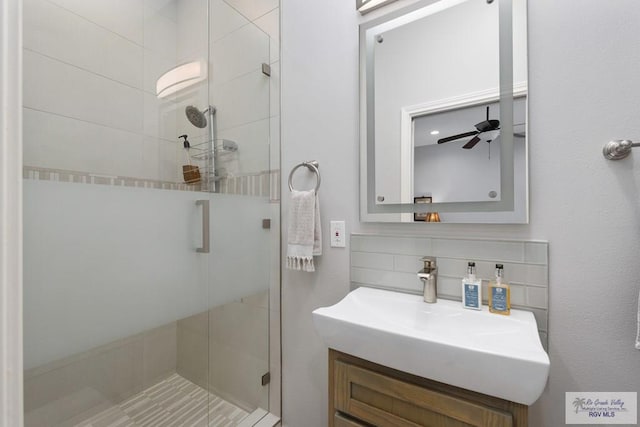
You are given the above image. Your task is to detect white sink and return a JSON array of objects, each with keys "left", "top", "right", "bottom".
[{"left": 312, "top": 287, "right": 549, "bottom": 405}]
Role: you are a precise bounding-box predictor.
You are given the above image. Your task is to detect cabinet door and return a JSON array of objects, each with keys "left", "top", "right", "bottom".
[{"left": 334, "top": 361, "right": 513, "bottom": 427}]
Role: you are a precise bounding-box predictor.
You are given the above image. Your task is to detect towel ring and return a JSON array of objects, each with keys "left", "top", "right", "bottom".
[{"left": 288, "top": 161, "right": 321, "bottom": 192}]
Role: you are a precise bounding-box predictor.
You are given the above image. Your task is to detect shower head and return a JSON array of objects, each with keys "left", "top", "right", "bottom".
[{"left": 185, "top": 105, "right": 208, "bottom": 128}]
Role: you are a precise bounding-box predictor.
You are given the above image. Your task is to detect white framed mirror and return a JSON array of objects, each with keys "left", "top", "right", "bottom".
[{"left": 360, "top": 0, "right": 528, "bottom": 223}]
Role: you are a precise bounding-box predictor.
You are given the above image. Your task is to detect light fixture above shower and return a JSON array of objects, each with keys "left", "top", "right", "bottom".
[
  {"left": 356, "top": 0, "right": 398, "bottom": 14},
  {"left": 156, "top": 60, "right": 207, "bottom": 99}
]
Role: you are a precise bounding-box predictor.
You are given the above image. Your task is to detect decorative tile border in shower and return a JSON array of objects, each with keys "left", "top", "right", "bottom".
[
  {"left": 350, "top": 233, "right": 549, "bottom": 348},
  {"left": 218, "top": 169, "right": 280, "bottom": 202},
  {"left": 23, "top": 166, "right": 280, "bottom": 200}
]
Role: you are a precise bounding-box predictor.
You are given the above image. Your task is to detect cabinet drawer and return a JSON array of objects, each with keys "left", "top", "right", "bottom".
[
  {"left": 334, "top": 413, "right": 368, "bottom": 427},
  {"left": 334, "top": 360, "right": 513, "bottom": 427}
]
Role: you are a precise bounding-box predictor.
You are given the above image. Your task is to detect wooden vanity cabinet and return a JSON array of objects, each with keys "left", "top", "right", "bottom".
[{"left": 329, "top": 349, "right": 528, "bottom": 427}]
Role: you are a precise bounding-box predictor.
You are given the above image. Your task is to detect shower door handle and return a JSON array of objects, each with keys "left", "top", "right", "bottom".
[{"left": 196, "top": 200, "right": 210, "bottom": 253}]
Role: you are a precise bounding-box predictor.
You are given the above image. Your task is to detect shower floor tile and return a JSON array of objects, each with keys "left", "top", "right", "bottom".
[{"left": 74, "top": 374, "right": 249, "bottom": 427}]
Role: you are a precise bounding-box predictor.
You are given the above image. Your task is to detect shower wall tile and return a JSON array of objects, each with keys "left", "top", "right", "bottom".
[
  {"left": 254, "top": 8, "right": 279, "bottom": 41},
  {"left": 209, "top": 296, "right": 269, "bottom": 361},
  {"left": 23, "top": 0, "right": 144, "bottom": 90},
  {"left": 22, "top": 0, "right": 188, "bottom": 184},
  {"left": 47, "top": 0, "right": 145, "bottom": 45},
  {"left": 158, "top": 140, "right": 183, "bottom": 183},
  {"left": 140, "top": 136, "right": 161, "bottom": 180},
  {"left": 211, "top": 0, "right": 250, "bottom": 42},
  {"left": 176, "top": 0, "right": 209, "bottom": 63},
  {"left": 23, "top": 0, "right": 279, "bottom": 189},
  {"left": 24, "top": 322, "right": 178, "bottom": 427},
  {"left": 143, "top": 48, "right": 176, "bottom": 95},
  {"left": 212, "top": 22, "right": 269, "bottom": 84},
  {"left": 109, "top": 135, "right": 146, "bottom": 179},
  {"left": 143, "top": 6, "right": 178, "bottom": 60},
  {"left": 88, "top": 339, "right": 145, "bottom": 403},
  {"left": 23, "top": 50, "right": 144, "bottom": 133},
  {"left": 143, "top": 92, "right": 178, "bottom": 140},
  {"left": 143, "top": 0, "right": 177, "bottom": 24},
  {"left": 23, "top": 108, "right": 144, "bottom": 177},
  {"left": 176, "top": 315, "right": 209, "bottom": 390},
  {"left": 209, "top": 344, "right": 269, "bottom": 411},
  {"left": 176, "top": 292, "right": 270, "bottom": 413},
  {"left": 142, "top": 323, "right": 177, "bottom": 388},
  {"left": 209, "top": 293, "right": 270, "bottom": 411},
  {"left": 217, "top": 119, "right": 270, "bottom": 174},
  {"left": 213, "top": 69, "right": 270, "bottom": 131},
  {"left": 224, "top": 0, "right": 278, "bottom": 22}
]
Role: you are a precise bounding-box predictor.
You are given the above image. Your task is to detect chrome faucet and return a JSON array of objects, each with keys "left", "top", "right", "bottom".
[{"left": 418, "top": 257, "right": 437, "bottom": 303}]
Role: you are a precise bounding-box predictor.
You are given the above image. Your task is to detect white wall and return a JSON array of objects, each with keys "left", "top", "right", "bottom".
[
  {"left": 281, "top": 1, "right": 640, "bottom": 426},
  {"left": 414, "top": 140, "right": 502, "bottom": 202}
]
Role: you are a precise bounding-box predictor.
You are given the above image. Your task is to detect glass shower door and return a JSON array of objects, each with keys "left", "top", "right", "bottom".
[
  {"left": 203, "top": 1, "right": 275, "bottom": 421},
  {"left": 21, "top": 0, "right": 216, "bottom": 425},
  {"left": 22, "top": 0, "right": 276, "bottom": 425}
]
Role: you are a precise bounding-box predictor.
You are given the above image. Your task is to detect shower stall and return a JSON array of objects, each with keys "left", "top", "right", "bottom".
[{"left": 21, "top": 0, "right": 280, "bottom": 425}]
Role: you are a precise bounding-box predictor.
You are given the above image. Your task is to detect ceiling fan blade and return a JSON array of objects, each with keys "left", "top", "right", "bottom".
[
  {"left": 437, "top": 130, "right": 478, "bottom": 144},
  {"left": 462, "top": 135, "right": 481, "bottom": 149}
]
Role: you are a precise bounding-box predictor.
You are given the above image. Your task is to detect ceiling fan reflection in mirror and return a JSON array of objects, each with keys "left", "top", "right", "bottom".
[{"left": 436, "top": 106, "right": 500, "bottom": 149}]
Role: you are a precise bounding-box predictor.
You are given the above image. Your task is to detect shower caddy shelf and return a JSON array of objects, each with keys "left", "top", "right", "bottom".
[
  {"left": 186, "top": 139, "right": 238, "bottom": 184},
  {"left": 189, "top": 138, "right": 238, "bottom": 161}
]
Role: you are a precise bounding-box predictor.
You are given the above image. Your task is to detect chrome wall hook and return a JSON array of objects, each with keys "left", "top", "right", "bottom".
[{"left": 603, "top": 139, "right": 640, "bottom": 160}]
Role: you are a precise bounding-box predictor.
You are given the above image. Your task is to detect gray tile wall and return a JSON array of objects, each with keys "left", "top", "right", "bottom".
[
  {"left": 24, "top": 322, "right": 177, "bottom": 427},
  {"left": 177, "top": 291, "right": 270, "bottom": 413},
  {"left": 351, "top": 233, "right": 549, "bottom": 347}
]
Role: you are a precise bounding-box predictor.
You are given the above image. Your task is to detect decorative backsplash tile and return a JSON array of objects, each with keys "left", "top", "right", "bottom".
[
  {"left": 350, "top": 233, "right": 549, "bottom": 348},
  {"left": 23, "top": 165, "right": 280, "bottom": 200}
]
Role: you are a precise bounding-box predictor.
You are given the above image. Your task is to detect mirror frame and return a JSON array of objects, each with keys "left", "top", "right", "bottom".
[{"left": 359, "top": 0, "right": 528, "bottom": 223}]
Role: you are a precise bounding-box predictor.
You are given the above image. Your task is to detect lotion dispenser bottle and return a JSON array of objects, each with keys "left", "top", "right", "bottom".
[
  {"left": 489, "top": 264, "right": 511, "bottom": 315},
  {"left": 461, "top": 262, "right": 482, "bottom": 310}
]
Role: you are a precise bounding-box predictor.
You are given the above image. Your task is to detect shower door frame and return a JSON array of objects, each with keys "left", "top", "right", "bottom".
[{"left": 0, "top": 0, "right": 24, "bottom": 425}]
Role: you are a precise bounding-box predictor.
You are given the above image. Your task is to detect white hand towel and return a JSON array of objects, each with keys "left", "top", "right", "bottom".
[
  {"left": 286, "top": 189, "right": 322, "bottom": 272},
  {"left": 636, "top": 290, "right": 640, "bottom": 349}
]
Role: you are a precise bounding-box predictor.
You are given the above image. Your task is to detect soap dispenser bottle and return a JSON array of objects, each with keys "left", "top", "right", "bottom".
[
  {"left": 489, "top": 264, "right": 511, "bottom": 315},
  {"left": 461, "top": 262, "right": 482, "bottom": 310}
]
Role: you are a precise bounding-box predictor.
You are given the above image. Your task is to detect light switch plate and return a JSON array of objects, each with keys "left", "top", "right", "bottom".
[{"left": 330, "top": 221, "right": 346, "bottom": 248}]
